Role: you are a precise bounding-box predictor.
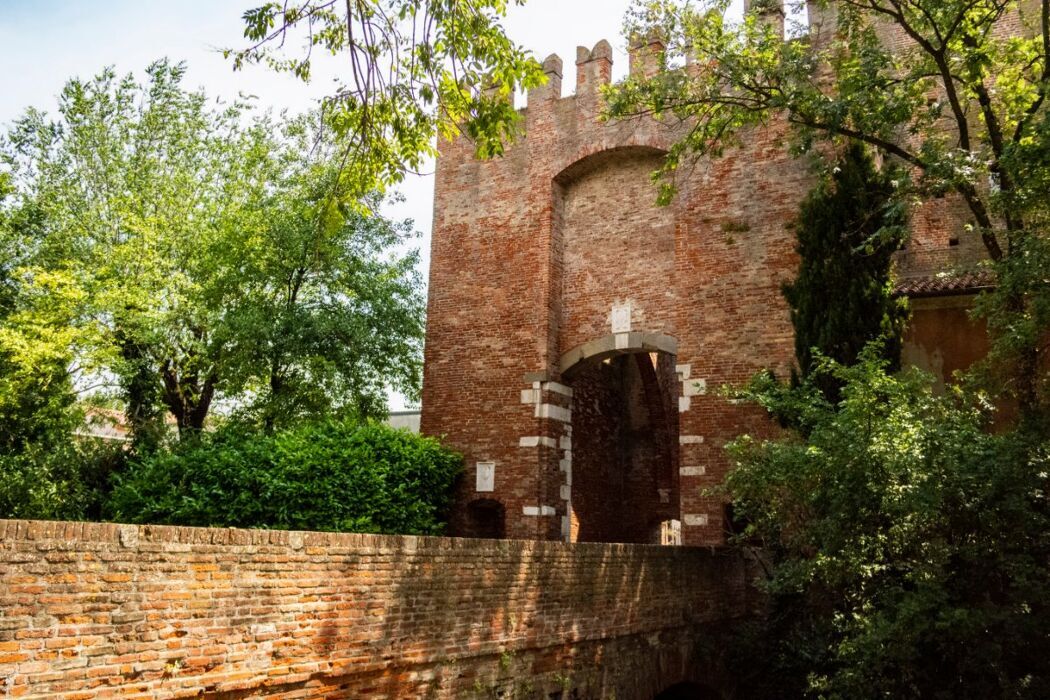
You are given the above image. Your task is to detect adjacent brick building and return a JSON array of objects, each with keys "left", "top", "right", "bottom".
[{"left": 421, "top": 3, "right": 995, "bottom": 546}]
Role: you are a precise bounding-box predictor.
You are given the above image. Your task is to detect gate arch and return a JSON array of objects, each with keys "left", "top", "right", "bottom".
[{"left": 559, "top": 332, "right": 681, "bottom": 543}]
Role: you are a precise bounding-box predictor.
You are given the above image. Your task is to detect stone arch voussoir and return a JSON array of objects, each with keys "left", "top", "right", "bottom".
[{"left": 559, "top": 331, "right": 678, "bottom": 378}]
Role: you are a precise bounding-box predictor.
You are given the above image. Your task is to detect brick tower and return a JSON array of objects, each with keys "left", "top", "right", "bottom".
[{"left": 421, "top": 21, "right": 991, "bottom": 546}]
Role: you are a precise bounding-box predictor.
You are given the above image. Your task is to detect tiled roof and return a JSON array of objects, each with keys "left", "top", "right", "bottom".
[{"left": 894, "top": 270, "right": 995, "bottom": 297}]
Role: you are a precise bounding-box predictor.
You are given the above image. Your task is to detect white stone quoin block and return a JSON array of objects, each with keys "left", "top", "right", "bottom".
[
  {"left": 523, "top": 505, "right": 557, "bottom": 517},
  {"left": 519, "top": 436, "right": 557, "bottom": 448},
  {"left": 536, "top": 403, "right": 572, "bottom": 423},
  {"left": 542, "top": 381, "right": 574, "bottom": 397}
]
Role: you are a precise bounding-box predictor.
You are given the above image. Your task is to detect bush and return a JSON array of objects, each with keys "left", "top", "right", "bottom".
[
  {"left": 723, "top": 351, "right": 1050, "bottom": 698},
  {"left": 0, "top": 438, "right": 124, "bottom": 521},
  {"left": 106, "top": 420, "right": 462, "bottom": 535}
]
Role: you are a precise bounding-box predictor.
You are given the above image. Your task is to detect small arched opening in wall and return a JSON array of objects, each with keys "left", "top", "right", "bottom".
[
  {"left": 463, "top": 498, "right": 505, "bottom": 539},
  {"left": 654, "top": 681, "right": 725, "bottom": 700},
  {"left": 560, "top": 332, "right": 681, "bottom": 544}
]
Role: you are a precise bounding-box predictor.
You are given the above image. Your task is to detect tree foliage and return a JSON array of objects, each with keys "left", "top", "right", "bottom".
[
  {"left": 608, "top": 0, "right": 1050, "bottom": 417},
  {"left": 723, "top": 353, "right": 1050, "bottom": 698},
  {"left": 783, "top": 142, "right": 909, "bottom": 397},
  {"left": 1, "top": 61, "right": 425, "bottom": 444},
  {"left": 107, "top": 421, "right": 462, "bottom": 535},
  {"left": 0, "top": 149, "right": 124, "bottom": 521},
  {"left": 229, "top": 0, "right": 546, "bottom": 196}
]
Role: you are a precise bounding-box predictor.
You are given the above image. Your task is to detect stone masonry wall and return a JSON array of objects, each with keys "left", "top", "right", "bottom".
[
  {"left": 0, "top": 520, "right": 750, "bottom": 699},
  {"left": 422, "top": 0, "right": 1033, "bottom": 545},
  {"left": 422, "top": 36, "right": 811, "bottom": 546}
]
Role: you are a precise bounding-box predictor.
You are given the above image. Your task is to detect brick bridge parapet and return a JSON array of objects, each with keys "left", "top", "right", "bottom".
[{"left": 0, "top": 519, "right": 755, "bottom": 699}]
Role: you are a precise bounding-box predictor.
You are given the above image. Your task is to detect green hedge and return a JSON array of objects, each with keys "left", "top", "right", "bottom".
[
  {"left": 106, "top": 420, "right": 462, "bottom": 535},
  {"left": 0, "top": 440, "right": 123, "bottom": 521}
]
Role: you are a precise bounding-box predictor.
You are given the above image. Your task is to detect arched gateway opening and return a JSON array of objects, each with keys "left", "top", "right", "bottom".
[{"left": 561, "top": 333, "right": 681, "bottom": 544}]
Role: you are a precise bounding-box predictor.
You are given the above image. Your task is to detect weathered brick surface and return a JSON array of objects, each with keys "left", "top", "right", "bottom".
[
  {"left": 0, "top": 519, "right": 749, "bottom": 699},
  {"left": 422, "top": 9, "right": 1014, "bottom": 545},
  {"left": 421, "top": 37, "right": 813, "bottom": 545}
]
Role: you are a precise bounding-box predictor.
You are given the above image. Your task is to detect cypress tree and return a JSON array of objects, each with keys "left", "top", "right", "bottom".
[{"left": 783, "top": 144, "right": 909, "bottom": 398}]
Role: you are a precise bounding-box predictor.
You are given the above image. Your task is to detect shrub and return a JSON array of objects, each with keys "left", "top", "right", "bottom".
[
  {"left": 723, "top": 351, "right": 1050, "bottom": 698},
  {"left": 0, "top": 438, "right": 124, "bottom": 521},
  {"left": 106, "top": 420, "right": 462, "bottom": 535}
]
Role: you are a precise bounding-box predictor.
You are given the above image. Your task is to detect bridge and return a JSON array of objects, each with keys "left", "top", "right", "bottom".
[{"left": 0, "top": 520, "right": 755, "bottom": 699}]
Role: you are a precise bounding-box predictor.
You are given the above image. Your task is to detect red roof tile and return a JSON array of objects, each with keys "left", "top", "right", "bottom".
[{"left": 894, "top": 270, "right": 995, "bottom": 297}]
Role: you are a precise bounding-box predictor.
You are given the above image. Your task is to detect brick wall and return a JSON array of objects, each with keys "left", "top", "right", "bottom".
[
  {"left": 421, "top": 36, "right": 812, "bottom": 545},
  {"left": 0, "top": 520, "right": 751, "bottom": 699},
  {"left": 421, "top": 7, "right": 1006, "bottom": 545}
]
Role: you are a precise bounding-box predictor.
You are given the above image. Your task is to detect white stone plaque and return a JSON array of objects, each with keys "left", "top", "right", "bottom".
[
  {"left": 475, "top": 462, "right": 495, "bottom": 492},
  {"left": 611, "top": 303, "right": 632, "bottom": 334}
]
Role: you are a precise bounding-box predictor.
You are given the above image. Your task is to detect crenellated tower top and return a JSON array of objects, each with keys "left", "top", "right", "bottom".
[{"left": 515, "top": 36, "right": 673, "bottom": 111}]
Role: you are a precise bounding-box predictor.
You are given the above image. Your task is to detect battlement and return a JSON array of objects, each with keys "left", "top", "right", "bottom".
[
  {"left": 500, "top": 0, "right": 834, "bottom": 118},
  {"left": 517, "top": 36, "right": 661, "bottom": 110}
]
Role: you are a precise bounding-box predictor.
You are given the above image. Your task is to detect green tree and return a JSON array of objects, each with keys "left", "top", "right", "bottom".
[
  {"left": 783, "top": 143, "right": 908, "bottom": 398},
  {"left": 0, "top": 174, "right": 77, "bottom": 454},
  {"left": 723, "top": 354, "right": 1050, "bottom": 698},
  {"left": 230, "top": 0, "right": 546, "bottom": 196},
  {"left": 0, "top": 173, "right": 121, "bottom": 520},
  {"left": 607, "top": 0, "right": 1050, "bottom": 419},
  {"left": 2, "top": 61, "right": 424, "bottom": 443},
  {"left": 220, "top": 117, "right": 425, "bottom": 430}
]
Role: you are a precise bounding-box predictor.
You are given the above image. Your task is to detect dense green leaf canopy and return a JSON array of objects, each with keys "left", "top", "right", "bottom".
[
  {"left": 107, "top": 421, "right": 462, "bottom": 535},
  {"left": 1, "top": 61, "right": 425, "bottom": 443},
  {"left": 230, "top": 0, "right": 546, "bottom": 195},
  {"left": 725, "top": 354, "right": 1050, "bottom": 698}
]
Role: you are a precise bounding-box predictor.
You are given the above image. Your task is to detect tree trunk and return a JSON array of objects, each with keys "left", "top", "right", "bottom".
[
  {"left": 160, "top": 363, "right": 216, "bottom": 439},
  {"left": 116, "top": 331, "right": 164, "bottom": 452}
]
